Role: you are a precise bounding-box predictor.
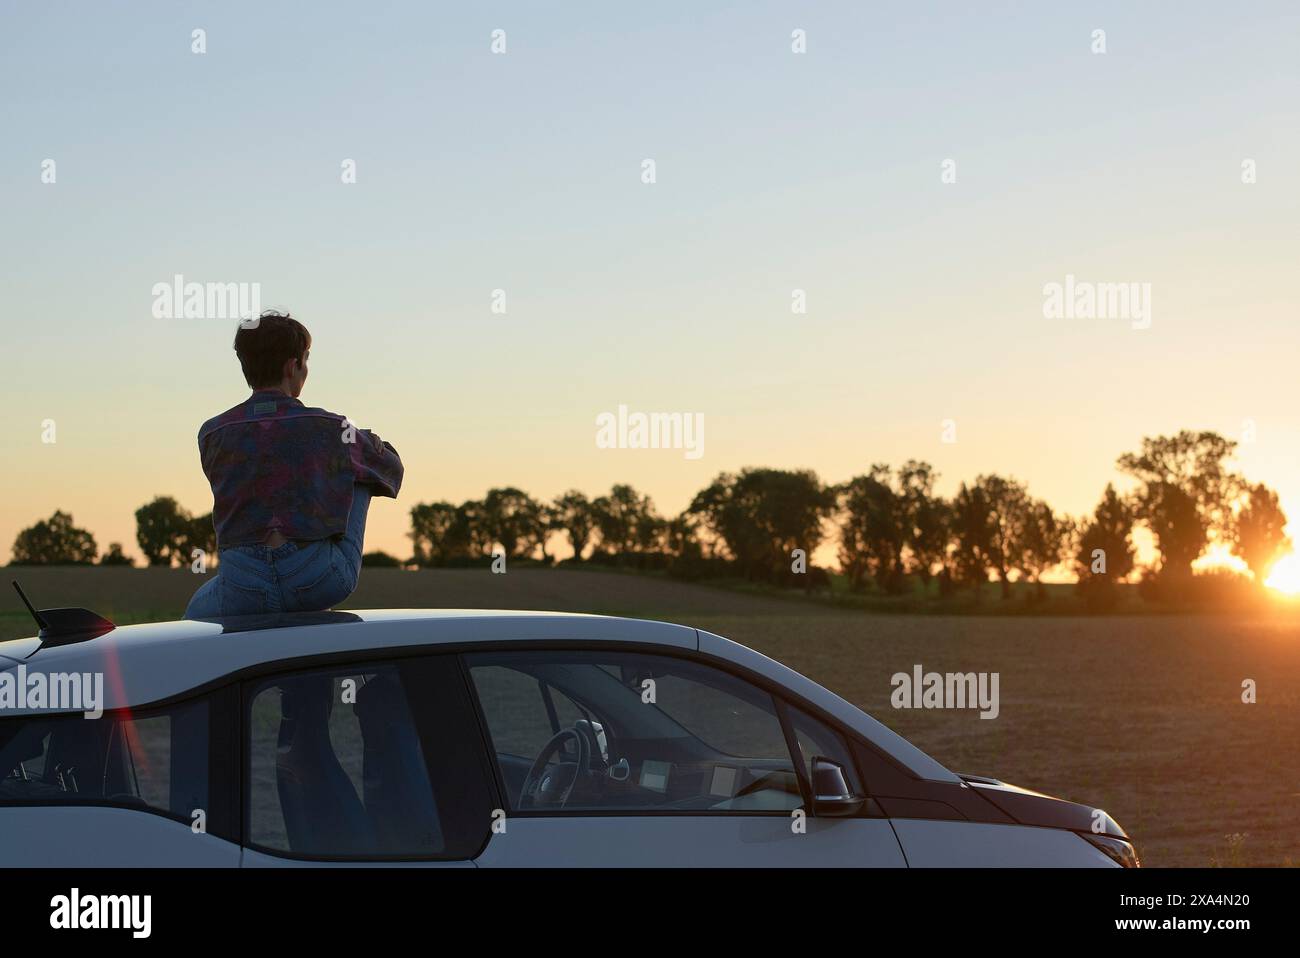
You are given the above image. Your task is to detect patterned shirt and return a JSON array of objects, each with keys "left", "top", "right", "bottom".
[{"left": 198, "top": 389, "right": 404, "bottom": 548}]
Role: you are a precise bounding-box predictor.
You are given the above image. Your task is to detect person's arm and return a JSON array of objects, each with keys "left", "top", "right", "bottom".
[{"left": 351, "top": 427, "right": 404, "bottom": 498}]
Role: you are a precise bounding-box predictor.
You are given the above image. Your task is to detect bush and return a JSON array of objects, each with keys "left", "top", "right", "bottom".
[{"left": 99, "top": 543, "right": 135, "bottom": 567}]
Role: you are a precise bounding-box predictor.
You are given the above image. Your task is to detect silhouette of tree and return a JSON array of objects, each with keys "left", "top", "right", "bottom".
[
  {"left": 134, "top": 496, "right": 192, "bottom": 567},
  {"left": 1117, "top": 431, "right": 1241, "bottom": 579},
  {"left": 179, "top": 512, "right": 215, "bottom": 568},
  {"left": 11, "top": 511, "right": 98, "bottom": 565},
  {"left": 634, "top": 511, "right": 668, "bottom": 554},
  {"left": 1234, "top": 482, "right": 1290, "bottom": 583},
  {"left": 898, "top": 460, "right": 949, "bottom": 591},
  {"left": 99, "top": 542, "right": 134, "bottom": 566},
  {"left": 1074, "top": 484, "right": 1136, "bottom": 610},
  {"left": 1144, "top": 481, "right": 1207, "bottom": 579},
  {"left": 663, "top": 512, "right": 701, "bottom": 558},
  {"left": 466, "top": 500, "right": 493, "bottom": 559},
  {"left": 1018, "top": 500, "right": 1070, "bottom": 600},
  {"left": 410, "top": 501, "right": 453, "bottom": 565},
  {"left": 837, "top": 466, "right": 908, "bottom": 593},
  {"left": 951, "top": 482, "right": 995, "bottom": 596},
  {"left": 592, "top": 484, "right": 658, "bottom": 558},
  {"left": 689, "top": 469, "right": 833, "bottom": 582},
  {"left": 530, "top": 503, "right": 559, "bottom": 563},
  {"left": 976, "top": 474, "right": 1030, "bottom": 599},
  {"left": 409, "top": 500, "right": 483, "bottom": 566},
  {"left": 551, "top": 490, "right": 596, "bottom": 560},
  {"left": 688, "top": 477, "right": 765, "bottom": 572},
  {"left": 480, "top": 487, "right": 543, "bottom": 559}
]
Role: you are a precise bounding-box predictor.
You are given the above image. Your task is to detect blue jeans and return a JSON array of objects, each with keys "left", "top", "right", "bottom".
[{"left": 184, "top": 486, "right": 372, "bottom": 619}]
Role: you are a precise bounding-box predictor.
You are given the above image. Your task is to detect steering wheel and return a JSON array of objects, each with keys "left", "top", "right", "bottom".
[{"left": 518, "top": 726, "right": 591, "bottom": 809}]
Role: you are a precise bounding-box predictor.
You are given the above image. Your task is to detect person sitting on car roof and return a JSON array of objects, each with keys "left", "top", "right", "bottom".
[{"left": 184, "top": 310, "right": 404, "bottom": 619}]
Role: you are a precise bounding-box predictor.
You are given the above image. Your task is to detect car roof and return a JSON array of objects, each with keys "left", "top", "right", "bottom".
[
  {"left": 0, "top": 608, "right": 960, "bottom": 784},
  {"left": 0, "top": 609, "right": 699, "bottom": 710}
]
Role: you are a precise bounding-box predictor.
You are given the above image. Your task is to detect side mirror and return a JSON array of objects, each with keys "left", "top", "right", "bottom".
[{"left": 810, "top": 757, "right": 866, "bottom": 817}]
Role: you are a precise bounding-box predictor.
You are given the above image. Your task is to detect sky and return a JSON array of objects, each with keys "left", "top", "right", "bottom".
[{"left": 2, "top": 1, "right": 1298, "bottom": 569}]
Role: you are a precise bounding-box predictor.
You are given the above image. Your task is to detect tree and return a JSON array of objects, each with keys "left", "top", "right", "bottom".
[
  {"left": 689, "top": 469, "right": 833, "bottom": 582},
  {"left": 686, "top": 477, "right": 768, "bottom": 572},
  {"left": 951, "top": 482, "right": 994, "bottom": 595},
  {"left": 410, "top": 501, "right": 453, "bottom": 566},
  {"left": 1117, "top": 431, "right": 1241, "bottom": 579},
  {"left": 977, "top": 474, "right": 1031, "bottom": 599},
  {"left": 11, "top": 511, "right": 98, "bottom": 565},
  {"left": 837, "top": 466, "right": 908, "bottom": 593},
  {"left": 481, "top": 487, "right": 544, "bottom": 559},
  {"left": 453, "top": 499, "right": 494, "bottom": 559},
  {"left": 134, "top": 496, "right": 192, "bottom": 567},
  {"left": 551, "top": 490, "right": 596, "bottom": 560},
  {"left": 1143, "top": 482, "right": 1206, "bottom": 579},
  {"left": 1233, "top": 482, "right": 1290, "bottom": 584},
  {"left": 592, "top": 484, "right": 658, "bottom": 558},
  {"left": 898, "top": 461, "right": 950, "bottom": 590},
  {"left": 409, "top": 501, "right": 481, "bottom": 566},
  {"left": 663, "top": 512, "right": 701, "bottom": 558},
  {"left": 1074, "top": 484, "right": 1136, "bottom": 611},
  {"left": 531, "top": 503, "right": 558, "bottom": 563},
  {"left": 1017, "top": 500, "right": 1069, "bottom": 600},
  {"left": 179, "top": 512, "right": 215, "bottom": 569},
  {"left": 634, "top": 511, "right": 668, "bottom": 554},
  {"left": 99, "top": 542, "right": 134, "bottom": 566}
]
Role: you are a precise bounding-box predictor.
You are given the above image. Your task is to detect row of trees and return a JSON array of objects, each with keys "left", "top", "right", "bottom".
[
  {"left": 399, "top": 432, "right": 1290, "bottom": 606},
  {"left": 409, "top": 484, "right": 680, "bottom": 568},
  {"left": 9, "top": 497, "right": 214, "bottom": 569},
  {"left": 9, "top": 432, "right": 1292, "bottom": 608}
]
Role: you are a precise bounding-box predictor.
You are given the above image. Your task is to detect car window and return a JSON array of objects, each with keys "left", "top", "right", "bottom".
[
  {"left": 786, "top": 704, "right": 863, "bottom": 794},
  {"left": 471, "top": 665, "right": 586, "bottom": 760},
  {"left": 649, "top": 672, "right": 790, "bottom": 757},
  {"left": 0, "top": 697, "right": 210, "bottom": 827},
  {"left": 246, "top": 663, "right": 443, "bottom": 858},
  {"left": 466, "top": 650, "right": 804, "bottom": 814}
]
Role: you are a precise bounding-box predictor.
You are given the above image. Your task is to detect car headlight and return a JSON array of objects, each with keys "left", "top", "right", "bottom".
[{"left": 1082, "top": 832, "right": 1141, "bottom": 867}]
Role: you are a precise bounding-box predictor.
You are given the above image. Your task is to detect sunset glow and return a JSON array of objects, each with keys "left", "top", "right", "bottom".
[{"left": 1264, "top": 553, "right": 1300, "bottom": 596}]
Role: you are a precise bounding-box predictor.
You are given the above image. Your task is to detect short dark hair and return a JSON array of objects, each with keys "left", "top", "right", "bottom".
[{"left": 233, "top": 310, "right": 311, "bottom": 388}]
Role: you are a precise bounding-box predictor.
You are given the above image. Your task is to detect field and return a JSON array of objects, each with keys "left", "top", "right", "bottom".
[{"left": 4, "top": 565, "right": 1299, "bottom": 867}]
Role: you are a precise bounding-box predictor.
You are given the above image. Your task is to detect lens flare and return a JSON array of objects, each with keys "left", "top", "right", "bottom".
[{"left": 1264, "top": 553, "right": 1300, "bottom": 596}]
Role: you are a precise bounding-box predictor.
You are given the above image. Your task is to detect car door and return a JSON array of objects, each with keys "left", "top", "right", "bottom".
[
  {"left": 239, "top": 655, "right": 494, "bottom": 867},
  {"left": 463, "top": 647, "right": 907, "bottom": 867},
  {"left": 0, "top": 687, "right": 242, "bottom": 867}
]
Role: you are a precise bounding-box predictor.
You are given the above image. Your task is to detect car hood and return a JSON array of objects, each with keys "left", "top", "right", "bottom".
[{"left": 960, "top": 773, "right": 1129, "bottom": 839}]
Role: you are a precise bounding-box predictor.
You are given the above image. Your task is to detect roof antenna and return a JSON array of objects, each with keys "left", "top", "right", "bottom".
[
  {"left": 11, "top": 580, "right": 49, "bottom": 633},
  {"left": 10, "top": 579, "right": 115, "bottom": 649}
]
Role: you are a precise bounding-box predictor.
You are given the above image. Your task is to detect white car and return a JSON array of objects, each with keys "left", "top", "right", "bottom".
[{"left": 0, "top": 601, "right": 1138, "bottom": 867}]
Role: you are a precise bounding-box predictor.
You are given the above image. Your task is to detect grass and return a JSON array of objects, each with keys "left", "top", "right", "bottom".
[{"left": 3, "top": 565, "right": 1298, "bottom": 866}]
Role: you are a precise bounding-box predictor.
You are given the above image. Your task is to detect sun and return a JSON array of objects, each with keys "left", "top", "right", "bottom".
[{"left": 1264, "top": 552, "right": 1300, "bottom": 596}]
